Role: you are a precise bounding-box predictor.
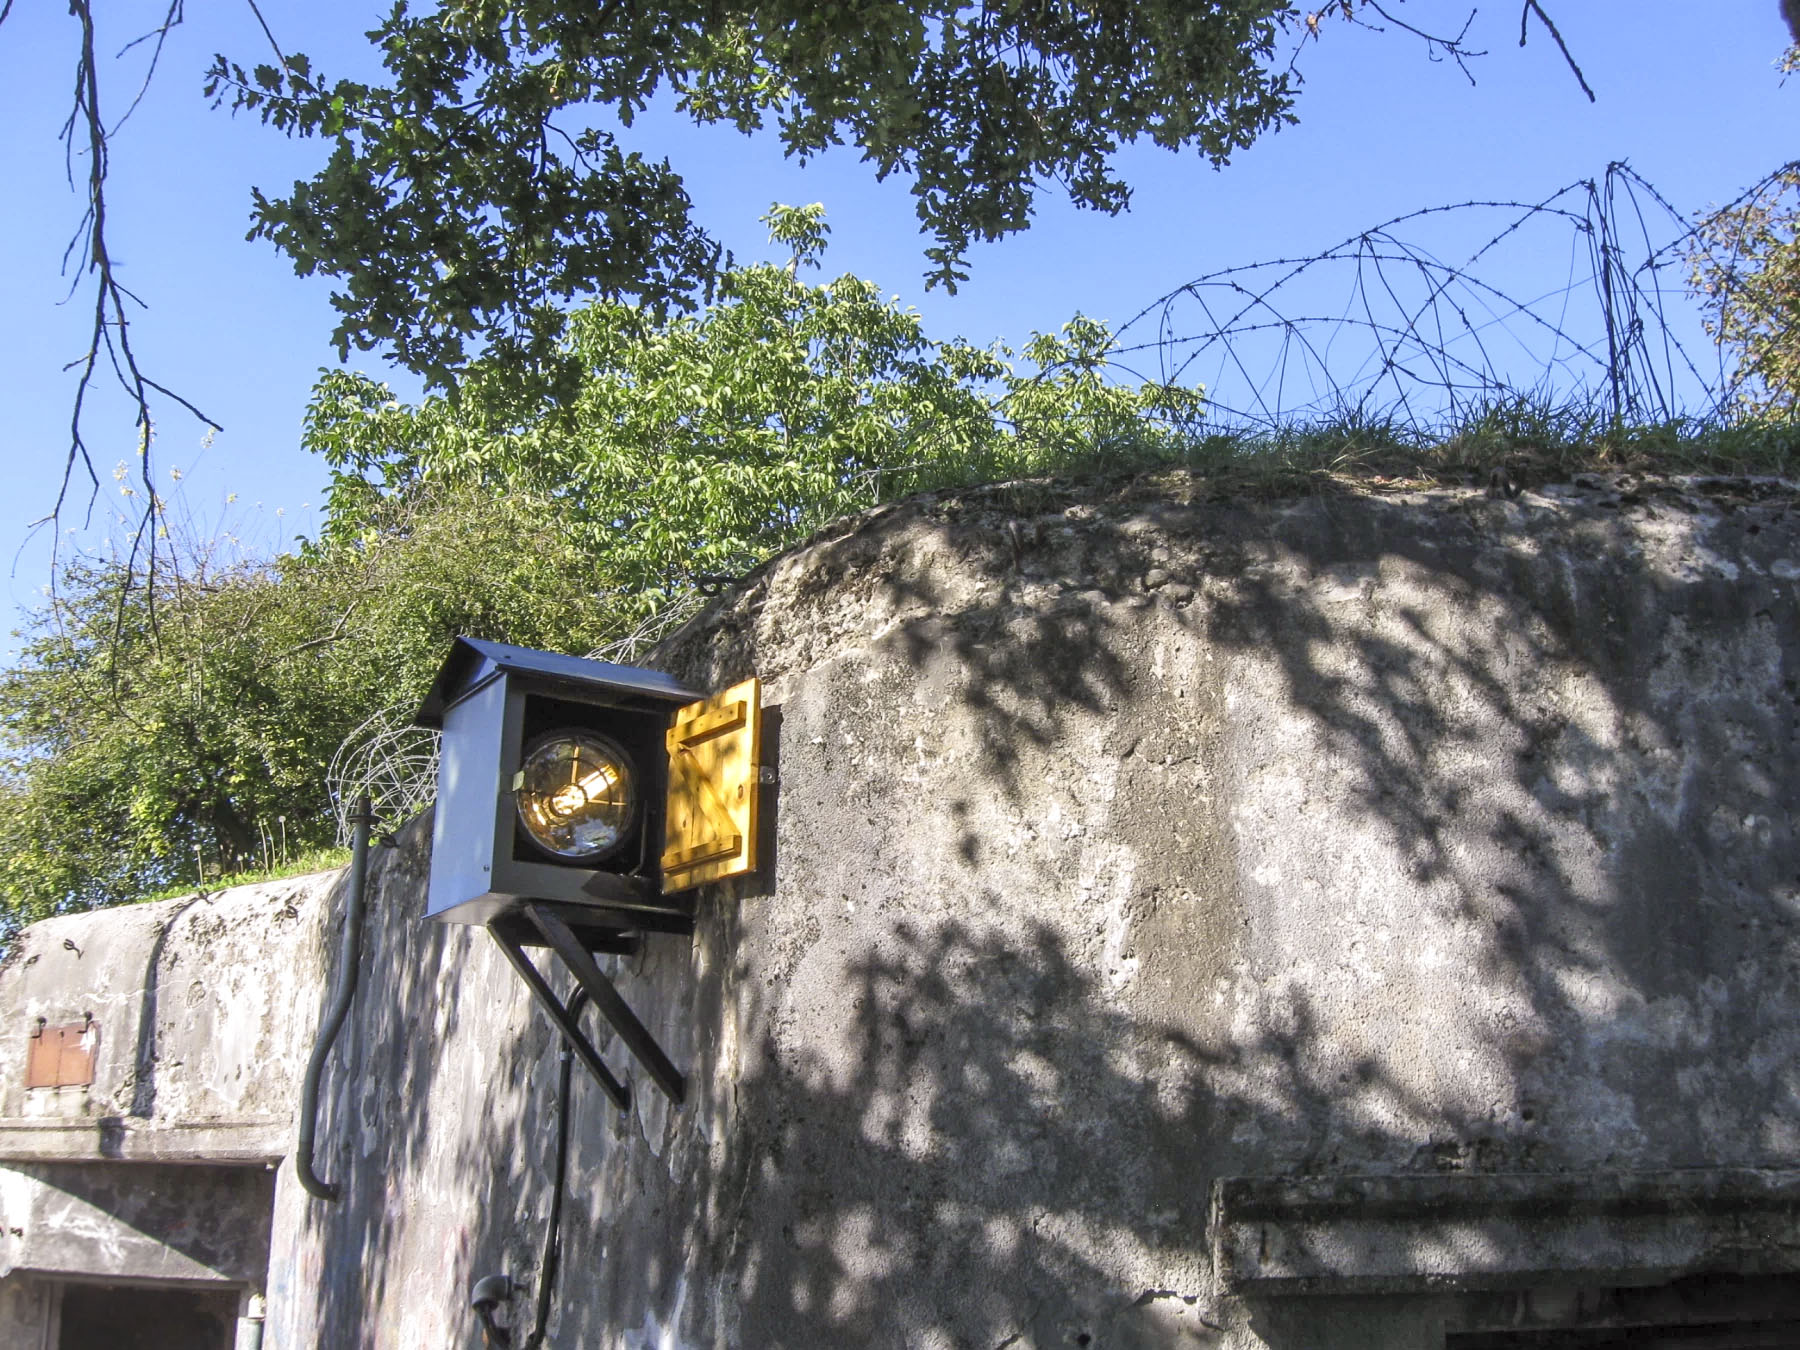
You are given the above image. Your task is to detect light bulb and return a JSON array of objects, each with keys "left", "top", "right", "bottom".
[{"left": 514, "top": 729, "right": 637, "bottom": 861}]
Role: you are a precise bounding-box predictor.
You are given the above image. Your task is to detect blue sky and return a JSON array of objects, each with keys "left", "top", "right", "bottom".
[{"left": 0, "top": 2, "right": 1794, "bottom": 644}]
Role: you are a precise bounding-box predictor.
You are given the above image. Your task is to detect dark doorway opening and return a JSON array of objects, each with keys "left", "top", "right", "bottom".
[{"left": 57, "top": 1282, "right": 235, "bottom": 1350}]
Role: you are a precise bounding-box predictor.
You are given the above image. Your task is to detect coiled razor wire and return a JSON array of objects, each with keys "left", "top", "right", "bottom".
[
  {"left": 325, "top": 595, "right": 707, "bottom": 842},
  {"left": 326, "top": 163, "right": 1794, "bottom": 839},
  {"left": 327, "top": 703, "right": 443, "bottom": 846},
  {"left": 584, "top": 592, "right": 706, "bottom": 665},
  {"left": 1111, "top": 161, "right": 1790, "bottom": 434}
]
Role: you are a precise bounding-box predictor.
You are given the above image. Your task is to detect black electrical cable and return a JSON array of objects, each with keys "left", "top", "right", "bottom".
[
  {"left": 297, "top": 796, "right": 374, "bottom": 1202},
  {"left": 525, "top": 985, "right": 588, "bottom": 1348}
]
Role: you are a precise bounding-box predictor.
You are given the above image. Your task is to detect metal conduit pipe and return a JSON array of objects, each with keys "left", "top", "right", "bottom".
[
  {"left": 239, "top": 1296, "right": 266, "bottom": 1350},
  {"left": 469, "top": 983, "right": 591, "bottom": 1348},
  {"left": 525, "top": 985, "right": 589, "bottom": 1348},
  {"left": 296, "top": 796, "right": 374, "bottom": 1202}
]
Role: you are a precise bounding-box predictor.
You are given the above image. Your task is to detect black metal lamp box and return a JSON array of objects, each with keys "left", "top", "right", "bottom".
[
  {"left": 415, "top": 637, "right": 763, "bottom": 1111},
  {"left": 415, "top": 637, "right": 705, "bottom": 926}
]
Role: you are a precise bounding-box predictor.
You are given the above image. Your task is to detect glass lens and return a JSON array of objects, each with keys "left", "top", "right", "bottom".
[{"left": 514, "top": 730, "right": 636, "bottom": 861}]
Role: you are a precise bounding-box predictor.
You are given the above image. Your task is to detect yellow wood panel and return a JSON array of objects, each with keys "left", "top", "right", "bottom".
[{"left": 660, "top": 676, "right": 761, "bottom": 892}]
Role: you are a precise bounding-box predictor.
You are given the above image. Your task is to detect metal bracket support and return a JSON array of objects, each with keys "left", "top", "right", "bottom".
[{"left": 486, "top": 902, "right": 688, "bottom": 1111}]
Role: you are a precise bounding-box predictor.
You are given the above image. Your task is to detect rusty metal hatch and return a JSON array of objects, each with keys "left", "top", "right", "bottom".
[{"left": 26, "top": 1016, "right": 97, "bottom": 1088}]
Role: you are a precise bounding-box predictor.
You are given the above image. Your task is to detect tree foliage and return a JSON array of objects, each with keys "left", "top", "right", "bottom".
[
  {"left": 306, "top": 205, "right": 1200, "bottom": 606},
  {"left": 0, "top": 487, "right": 625, "bottom": 930},
  {"left": 203, "top": 0, "right": 1297, "bottom": 390},
  {"left": 1691, "top": 165, "right": 1800, "bottom": 419},
  {"left": 10, "top": 0, "right": 1620, "bottom": 549},
  {"left": 0, "top": 214, "right": 1197, "bottom": 931}
]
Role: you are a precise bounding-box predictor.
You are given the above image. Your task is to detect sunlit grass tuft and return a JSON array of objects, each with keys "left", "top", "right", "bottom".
[
  {"left": 909, "top": 396, "right": 1800, "bottom": 500},
  {"left": 137, "top": 847, "right": 351, "bottom": 905}
]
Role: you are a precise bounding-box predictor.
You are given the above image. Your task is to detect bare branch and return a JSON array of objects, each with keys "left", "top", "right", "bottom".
[
  {"left": 242, "top": 0, "right": 291, "bottom": 71},
  {"left": 113, "top": 1, "right": 186, "bottom": 133},
  {"left": 45, "top": 0, "right": 225, "bottom": 674},
  {"left": 1343, "top": 2, "right": 1486, "bottom": 85},
  {"left": 1518, "top": 0, "right": 1596, "bottom": 103},
  {"left": 270, "top": 601, "right": 361, "bottom": 663}
]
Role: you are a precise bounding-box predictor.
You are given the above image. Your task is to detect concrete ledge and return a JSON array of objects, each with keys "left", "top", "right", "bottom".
[
  {"left": 1211, "top": 1170, "right": 1800, "bottom": 1294},
  {"left": 0, "top": 1117, "right": 288, "bottom": 1165},
  {"left": 0, "top": 1161, "right": 275, "bottom": 1286}
]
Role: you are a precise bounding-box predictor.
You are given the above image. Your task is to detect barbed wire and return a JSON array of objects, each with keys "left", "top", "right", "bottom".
[
  {"left": 324, "top": 161, "right": 1794, "bottom": 838},
  {"left": 326, "top": 703, "right": 441, "bottom": 846},
  {"left": 1113, "top": 161, "right": 1789, "bottom": 436},
  {"left": 584, "top": 593, "right": 706, "bottom": 666},
  {"left": 324, "top": 595, "right": 709, "bottom": 841}
]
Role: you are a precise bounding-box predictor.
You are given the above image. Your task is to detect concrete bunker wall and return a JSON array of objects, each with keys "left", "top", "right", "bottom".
[
  {"left": 0, "top": 875, "right": 336, "bottom": 1347},
  {"left": 7, "top": 474, "right": 1800, "bottom": 1348}
]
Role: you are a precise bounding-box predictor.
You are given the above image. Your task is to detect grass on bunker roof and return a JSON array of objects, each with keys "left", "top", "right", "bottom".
[
  {"left": 961, "top": 396, "right": 1800, "bottom": 505},
  {"left": 136, "top": 846, "right": 353, "bottom": 905},
  {"left": 95, "top": 403, "right": 1797, "bottom": 914}
]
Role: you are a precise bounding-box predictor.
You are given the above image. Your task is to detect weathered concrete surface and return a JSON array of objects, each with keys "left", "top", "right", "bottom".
[
  {"left": 0, "top": 874, "right": 335, "bottom": 1347},
  {"left": 1211, "top": 1168, "right": 1800, "bottom": 1293},
  {"left": 0, "top": 1273, "right": 55, "bottom": 1349},
  {"left": 0, "top": 1161, "right": 275, "bottom": 1285},
  {"left": 261, "top": 473, "right": 1800, "bottom": 1349},
  {"left": 12, "top": 472, "right": 1800, "bottom": 1348},
  {"left": 0, "top": 874, "right": 335, "bottom": 1161}
]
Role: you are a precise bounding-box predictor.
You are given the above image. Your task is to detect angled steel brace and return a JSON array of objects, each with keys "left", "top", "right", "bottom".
[
  {"left": 487, "top": 916, "right": 631, "bottom": 1112},
  {"left": 524, "top": 903, "right": 687, "bottom": 1107}
]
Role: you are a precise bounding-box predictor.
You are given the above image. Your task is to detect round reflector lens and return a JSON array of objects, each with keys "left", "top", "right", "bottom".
[{"left": 514, "top": 730, "right": 637, "bottom": 861}]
